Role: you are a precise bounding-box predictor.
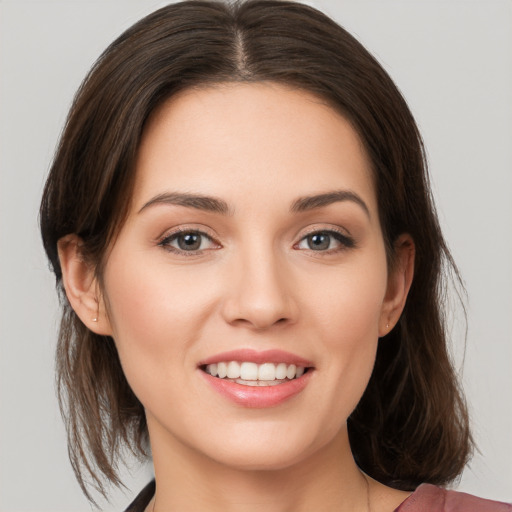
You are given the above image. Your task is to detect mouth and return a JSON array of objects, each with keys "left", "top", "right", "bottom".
[
  {"left": 201, "top": 361, "right": 310, "bottom": 387},
  {"left": 198, "top": 349, "right": 314, "bottom": 407}
]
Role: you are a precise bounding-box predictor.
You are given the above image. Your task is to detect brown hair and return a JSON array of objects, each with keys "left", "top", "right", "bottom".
[{"left": 40, "top": 0, "right": 472, "bottom": 503}]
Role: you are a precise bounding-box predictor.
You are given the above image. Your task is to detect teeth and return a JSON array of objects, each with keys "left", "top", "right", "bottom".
[
  {"left": 217, "top": 362, "right": 227, "bottom": 378},
  {"left": 258, "top": 363, "right": 275, "bottom": 381},
  {"left": 275, "top": 363, "right": 287, "bottom": 380},
  {"left": 227, "top": 361, "right": 240, "bottom": 379},
  {"left": 234, "top": 379, "right": 283, "bottom": 386},
  {"left": 240, "top": 362, "right": 258, "bottom": 380},
  {"left": 205, "top": 361, "right": 306, "bottom": 381}
]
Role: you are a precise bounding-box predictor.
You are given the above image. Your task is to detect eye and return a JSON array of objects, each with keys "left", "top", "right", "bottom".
[
  {"left": 296, "top": 230, "right": 355, "bottom": 252},
  {"left": 158, "top": 230, "right": 219, "bottom": 254}
]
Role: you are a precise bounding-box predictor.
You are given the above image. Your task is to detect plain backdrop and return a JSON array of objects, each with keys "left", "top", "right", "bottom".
[{"left": 0, "top": 1, "right": 511, "bottom": 510}]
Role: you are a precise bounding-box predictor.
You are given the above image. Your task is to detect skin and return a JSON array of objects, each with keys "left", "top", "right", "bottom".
[{"left": 59, "top": 83, "right": 414, "bottom": 512}]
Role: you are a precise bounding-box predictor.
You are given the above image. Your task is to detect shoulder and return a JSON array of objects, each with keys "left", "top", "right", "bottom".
[
  {"left": 395, "top": 483, "right": 512, "bottom": 512},
  {"left": 124, "top": 480, "right": 155, "bottom": 512}
]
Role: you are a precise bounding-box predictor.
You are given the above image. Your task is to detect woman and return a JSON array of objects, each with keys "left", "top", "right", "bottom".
[{"left": 39, "top": 1, "right": 511, "bottom": 511}]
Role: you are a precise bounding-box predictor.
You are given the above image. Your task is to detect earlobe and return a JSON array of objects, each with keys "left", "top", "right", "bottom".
[
  {"left": 57, "top": 234, "right": 112, "bottom": 336},
  {"left": 379, "top": 234, "right": 415, "bottom": 337}
]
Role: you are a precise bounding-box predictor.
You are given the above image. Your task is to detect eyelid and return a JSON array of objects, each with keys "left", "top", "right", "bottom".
[
  {"left": 299, "top": 224, "right": 352, "bottom": 239},
  {"left": 298, "top": 223, "right": 354, "bottom": 242}
]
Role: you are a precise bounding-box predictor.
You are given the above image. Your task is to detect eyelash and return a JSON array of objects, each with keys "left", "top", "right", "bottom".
[
  {"left": 157, "top": 228, "right": 220, "bottom": 256},
  {"left": 157, "top": 228, "right": 355, "bottom": 256},
  {"left": 294, "top": 228, "right": 356, "bottom": 253}
]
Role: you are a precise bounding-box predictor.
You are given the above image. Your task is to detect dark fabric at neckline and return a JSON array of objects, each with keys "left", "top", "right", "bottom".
[{"left": 124, "top": 479, "right": 155, "bottom": 512}]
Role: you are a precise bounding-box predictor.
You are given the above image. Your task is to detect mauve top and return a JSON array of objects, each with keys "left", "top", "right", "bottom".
[
  {"left": 125, "top": 480, "right": 512, "bottom": 512},
  {"left": 395, "top": 484, "right": 511, "bottom": 511}
]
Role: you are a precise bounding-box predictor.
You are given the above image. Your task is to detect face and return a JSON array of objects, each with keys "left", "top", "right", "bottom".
[{"left": 100, "top": 83, "right": 398, "bottom": 471}]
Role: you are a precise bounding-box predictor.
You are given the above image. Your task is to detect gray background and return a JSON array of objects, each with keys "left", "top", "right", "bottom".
[{"left": 1, "top": 0, "right": 511, "bottom": 510}]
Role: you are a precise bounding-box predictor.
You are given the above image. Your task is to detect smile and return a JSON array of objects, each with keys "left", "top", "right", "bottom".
[
  {"left": 198, "top": 349, "right": 314, "bottom": 407},
  {"left": 204, "top": 361, "right": 306, "bottom": 386}
]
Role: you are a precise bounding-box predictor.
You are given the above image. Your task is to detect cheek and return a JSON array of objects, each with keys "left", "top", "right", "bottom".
[
  {"left": 308, "top": 252, "right": 388, "bottom": 343},
  {"left": 101, "top": 250, "right": 218, "bottom": 395},
  {"left": 304, "top": 251, "right": 388, "bottom": 413}
]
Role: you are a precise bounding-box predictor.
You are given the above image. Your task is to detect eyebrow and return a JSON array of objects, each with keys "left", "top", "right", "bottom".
[
  {"left": 290, "top": 190, "right": 370, "bottom": 218},
  {"left": 138, "top": 189, "right": 370, "bottom": 218},
  {"left": 138, "top": 192, "right": 231, "bottom": 215}
]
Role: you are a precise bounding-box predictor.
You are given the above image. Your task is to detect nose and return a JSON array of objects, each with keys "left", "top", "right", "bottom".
[{"left": 221, "top": 248, "right": 298, "bottom": 331}]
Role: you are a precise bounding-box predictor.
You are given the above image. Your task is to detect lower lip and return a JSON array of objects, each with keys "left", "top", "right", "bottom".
[{"left": 200, "top": 370, "right": 313, "bottom": 408}]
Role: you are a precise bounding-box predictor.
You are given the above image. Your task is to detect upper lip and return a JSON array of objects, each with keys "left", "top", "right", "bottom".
[{"left": 198, "top": 348, "right": 314, "bottom": 368}]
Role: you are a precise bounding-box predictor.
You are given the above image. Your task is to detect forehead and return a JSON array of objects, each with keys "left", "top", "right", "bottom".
[{"left": 133, "top": 82, "right": 376, "bottom": 213}]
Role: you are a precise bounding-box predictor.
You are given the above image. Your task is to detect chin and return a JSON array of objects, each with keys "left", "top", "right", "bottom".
[
  {"left": 207, "top": 444, "right": 311, "bottom": 472},
  {"left": 192, "top": 420, "right": 342, "bottom": 472}
]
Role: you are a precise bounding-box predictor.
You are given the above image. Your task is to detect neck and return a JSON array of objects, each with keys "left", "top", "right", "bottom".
[{"left": 148, "top": 423, "right": 370, "bottom": 512}]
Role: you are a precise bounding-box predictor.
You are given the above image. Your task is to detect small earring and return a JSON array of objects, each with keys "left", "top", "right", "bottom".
[
  {"left": 92, "top": 317, "right": 98, "bottom": 322},
  {"left": 386, "top": 323, "right": 390, "bottom": 330}
]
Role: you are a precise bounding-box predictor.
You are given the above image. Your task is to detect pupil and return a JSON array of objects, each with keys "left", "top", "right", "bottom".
[
  {"left": 179, "top": 233, "right": 200, "bottom": 250},
  {"left": 309, "top": 233, "right": 329, "bottom": 250}
]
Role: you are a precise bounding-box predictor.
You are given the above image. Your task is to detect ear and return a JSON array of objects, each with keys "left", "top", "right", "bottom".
[
  {"left": 57, "top": 234, "right": 112, "bottom": 336},
  {"left": 379, "top": 234, "right": 415, "bottom": 337}
]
